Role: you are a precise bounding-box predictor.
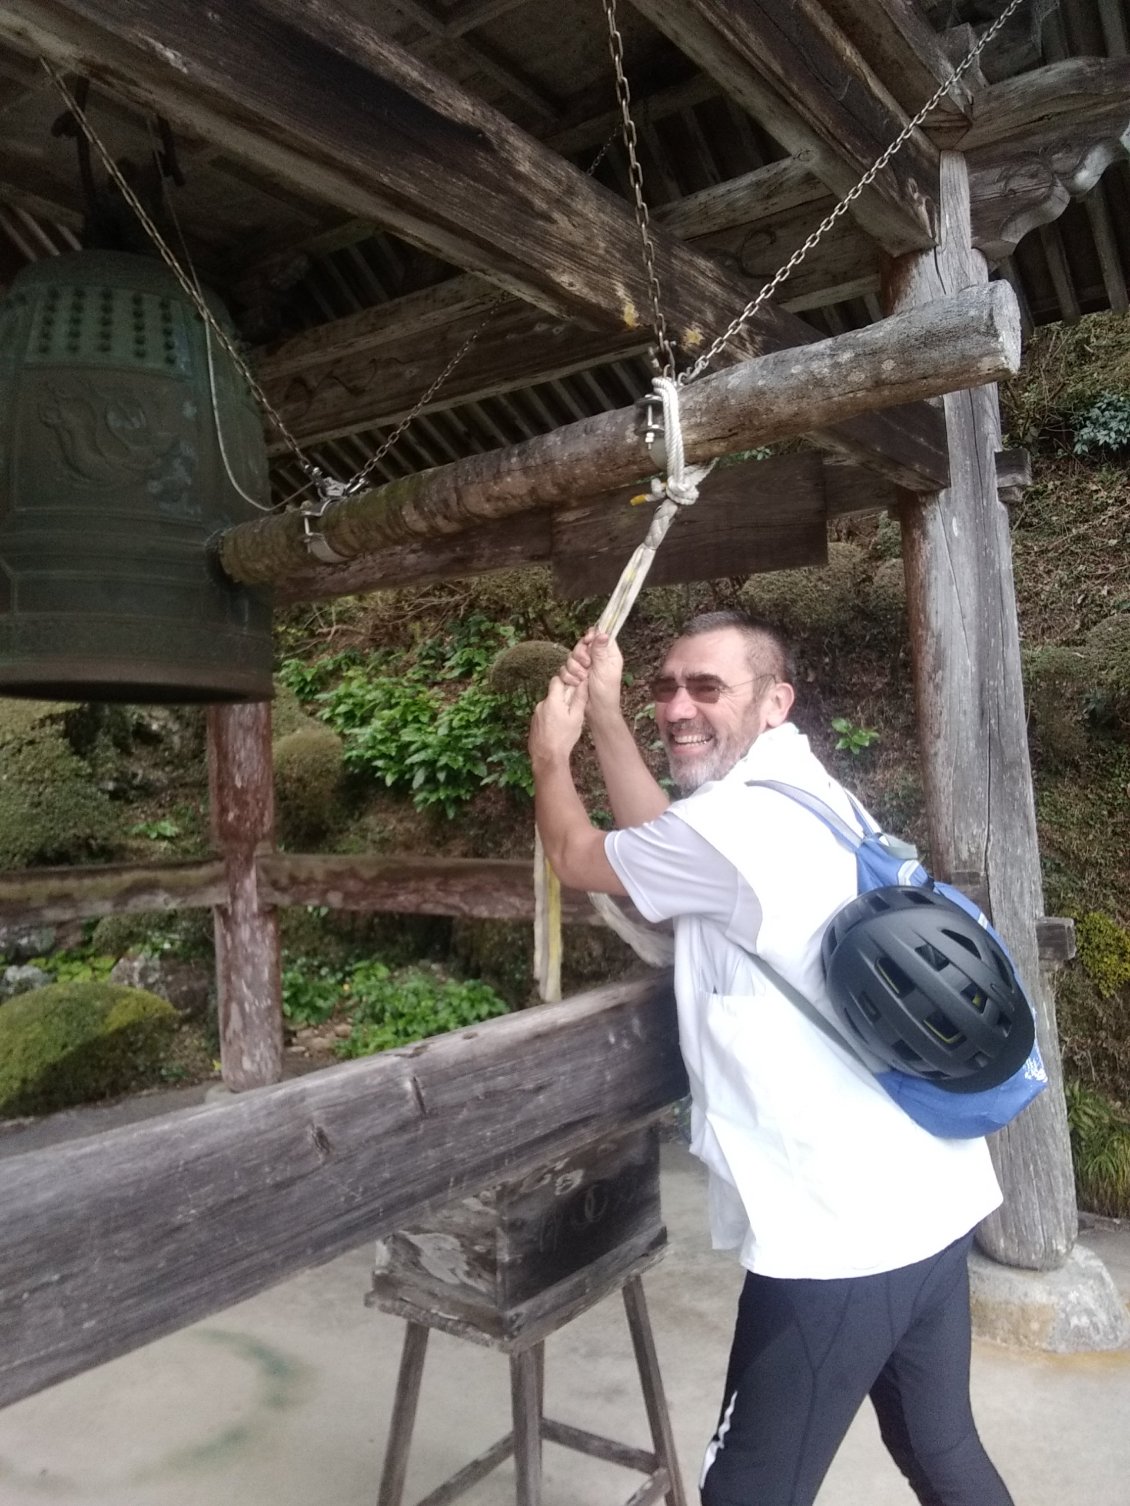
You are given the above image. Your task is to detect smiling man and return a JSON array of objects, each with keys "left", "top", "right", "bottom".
[{"left": 528, "top": 610, "right": 1013, "bottom": 1506}]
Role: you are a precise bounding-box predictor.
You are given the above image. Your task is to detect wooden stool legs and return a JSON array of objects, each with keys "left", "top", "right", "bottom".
[
  {"left": 376, "top": 1275, "right": 684, "bottom": 1506},
  {"left": 622, "top": 1276, "right": 688, "bottom": 1506},
  {"left": 378, "top": 1323, "right": 430, "bottom": 1506}
]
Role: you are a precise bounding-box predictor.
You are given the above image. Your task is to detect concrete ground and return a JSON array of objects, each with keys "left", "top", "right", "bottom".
[{"left": 0, "top": 1131, "right": 1128, "bottom": 1506}]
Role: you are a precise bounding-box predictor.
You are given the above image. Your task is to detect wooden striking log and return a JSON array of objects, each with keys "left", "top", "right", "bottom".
[
  {"left": 207, "top": 703, "right": 282, "bottom": 1092},
  {"left": 220, "top": 282, "right": 1020, "bottom": 592},
  {"left": 884, "top": 153, "right": 1077, "bottom": 1272},
  {"left": 0, "top": 0, "right": 942, "bottom": 485},
  {"left": 627, "top": 0, "right": 938, "bottom": 255},
  {"left": 257, "top": 852, "right": 604, "bottom": 926},
  {"left": 269, "top": 453, "right": 884, "bottom": 605},
  {"left": 0, "top": 975, "right": 684, "bottom": 1411},
  {"left": 0, "top": 859, "right": 226, "bottom": 927}
]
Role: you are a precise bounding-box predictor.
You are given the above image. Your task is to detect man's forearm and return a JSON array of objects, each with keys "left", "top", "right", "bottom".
[
  {"left": 533, "top": 753, "right": 626, "bottom": 895},
  {"left": 588, "top": 710, "right": 670, "bottom": 826}
]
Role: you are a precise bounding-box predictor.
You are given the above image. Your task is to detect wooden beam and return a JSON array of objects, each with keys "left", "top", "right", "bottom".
[
  {"left": 883, "top": 152, "right": 1077, "bottom": 1271},
  {"left": 551, "top": 452, "right": 829, "bottom": 598},
  {"left": 269, "top": 453, "right": 893, "bottom": 603},
  {"left": 223, "top": 282, "right": 1020, "bottom": 593},
  {"left": 0, "top": 974, "right": 685, "bottom": 1410},
  {"left": 257, "top": 852, "right": 602, "bottom": 926},
  {"left": 0, "top": 0, "right": 941, "bottom": 485},
  {"left": 817, "top": 0, "right": 977, "bottom": 137},
  {"left": 1085, "top": 182, "right": 1129, "bottom": 314},
  {"left": 627, "top": 0, "right": 938, "bottom": 255},
  {"left": 207, "top": 703, "right": 282, "bottom": 1092},
  {"left": 0, "top": 859, "right": 227, "bottom": 927}
]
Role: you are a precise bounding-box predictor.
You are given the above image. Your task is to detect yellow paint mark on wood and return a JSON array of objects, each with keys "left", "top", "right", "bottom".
[{"left": 622, "top": 301, "right": 639, "bottom": 329}]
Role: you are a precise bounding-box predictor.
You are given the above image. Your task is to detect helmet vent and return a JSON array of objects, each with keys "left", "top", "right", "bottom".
[
  {"left": 924, "top": 1010, "right": 962, "bottom": 1045},
  {"left": 942, "top": 926, "right": 981, "bottom": 959},
  {"left": 915, "top": 941, "right": 950, "bottom": 972},
  {"left": 874, "top": 957, "right": 915, "bottom": 998},
  {"left": 961, "top": 984, "right": 989, "bottom": 1014}
]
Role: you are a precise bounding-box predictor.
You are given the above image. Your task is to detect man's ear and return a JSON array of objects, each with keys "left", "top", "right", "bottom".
[{"left": 763, "top": 680, "right": 795, "bottom": 727}]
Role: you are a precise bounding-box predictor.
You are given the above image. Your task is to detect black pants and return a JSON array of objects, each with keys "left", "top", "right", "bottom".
[{"left": 699, "top": 1232, "right": 1014, "bottom": 1506}]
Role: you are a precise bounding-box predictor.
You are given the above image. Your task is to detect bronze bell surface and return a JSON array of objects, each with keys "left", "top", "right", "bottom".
[{"left": 0, "top": 250, "right": 273, "bottom": 702}]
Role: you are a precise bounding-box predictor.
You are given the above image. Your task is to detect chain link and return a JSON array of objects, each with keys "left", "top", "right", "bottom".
[
  {"left": 678, "top": 0, "right": 1031, "bottom": 386},
  {"left": 600, "top": 0, "right": 676, "bottom": 378}
]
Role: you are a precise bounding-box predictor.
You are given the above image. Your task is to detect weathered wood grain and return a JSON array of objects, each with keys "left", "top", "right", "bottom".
[
  {"left": 221, "top": 282, "right": 1024, "bottom": 591},
  {"left": 0, "top": 859, "right": 226, "bottom": 926},
  {"left": 257, "top": 852, "right": 602, "bottom": 926},
  {"left": 0, "top": 974, "right": 685, "bottom": 1410},
  {"left": 628, "top": 0, "right": 938, "bottom": 254},
  {"left": 207, "top": 703, "right": 282, "bottom": 1092},
  {"left": 884, "top": 153, "right": 1077, "bottom": 1271}
]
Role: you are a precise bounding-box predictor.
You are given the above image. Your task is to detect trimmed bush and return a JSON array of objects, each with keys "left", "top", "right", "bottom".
[
  {"left": 0, "top": 982, "right": 178, "bottom": 1116},
  {"left": 739, "top": 543, "right": 868, "bottom": 641},
  {"left": 1085, "top": 614, "right": 1130, "bottom": 735},
  {"left": 0, "top": 700, "right": 118, "bottom": 869},
  {"left": 273, "top": 725, "right": 345, "bottom": 846}
]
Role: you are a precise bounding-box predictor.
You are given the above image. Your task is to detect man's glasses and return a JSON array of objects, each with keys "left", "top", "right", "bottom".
[{"left": 648, "top": 674, "right": 770, "bottom": 705}]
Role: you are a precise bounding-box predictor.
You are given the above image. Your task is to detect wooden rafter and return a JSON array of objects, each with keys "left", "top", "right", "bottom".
[
  {"left": 0, "top": 0, "right": 952, "bottom": 486},
  {"left": 626, "top": 0, "right": 939, "bottom": 255}
]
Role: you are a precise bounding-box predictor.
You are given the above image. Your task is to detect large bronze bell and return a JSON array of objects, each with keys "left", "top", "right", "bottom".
[{"left": 0, "top": 250, "right": 273, "bottom": 701}]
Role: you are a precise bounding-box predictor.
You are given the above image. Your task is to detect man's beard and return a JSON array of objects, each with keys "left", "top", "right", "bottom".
[{"left": 664, "top": 720, "right": 759, "bottom": 794}]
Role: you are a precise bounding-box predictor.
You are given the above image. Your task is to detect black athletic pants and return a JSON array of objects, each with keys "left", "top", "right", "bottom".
[{"left": 699, "top": 1232, "right": 1014, "bottom": 1506}]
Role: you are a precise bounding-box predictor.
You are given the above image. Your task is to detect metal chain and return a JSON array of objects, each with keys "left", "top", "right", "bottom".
[
  {"left": 39, "top": 59, "right": 326, "bottom": 488},
  {"left": 678, "top": 0, "right": 1031, "bottom": 386},
  {"left": 600, "top": 0, "right": 676, "bottom": 378}
]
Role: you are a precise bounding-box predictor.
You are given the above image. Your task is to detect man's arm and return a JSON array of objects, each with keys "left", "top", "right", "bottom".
[
  {"left": 529, "top": 676, "right": 627, "bottom": 895},
  {"left": 560, "top": 631, "right": 669, "bottom": 826}
]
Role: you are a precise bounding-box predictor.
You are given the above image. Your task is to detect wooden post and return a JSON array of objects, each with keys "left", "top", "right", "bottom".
[
  {"left": 882, "top": 152, "right": 1076, "bottom": 1270},
  {"left": 206, "top": 701, "right": 283, "bottom": 1091}
]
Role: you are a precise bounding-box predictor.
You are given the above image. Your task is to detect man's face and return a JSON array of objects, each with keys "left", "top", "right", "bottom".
[{"left": 654, "top": 628, "right": 785, "bottom": 794}]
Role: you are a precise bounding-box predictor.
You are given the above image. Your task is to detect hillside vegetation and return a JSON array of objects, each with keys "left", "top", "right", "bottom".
[{"left": 0, "top": 312, "right": 1128, "bottom": 1210}]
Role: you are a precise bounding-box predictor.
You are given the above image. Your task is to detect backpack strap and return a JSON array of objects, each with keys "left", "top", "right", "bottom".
[
  {"left": 745, "top": 951, "right": 865, "bottom": 1063},
  {"left": 744, "top": 779, "right": 865, "bottom": 851}
]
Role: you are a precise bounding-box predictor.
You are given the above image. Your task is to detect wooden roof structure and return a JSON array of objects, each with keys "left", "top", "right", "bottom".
[
  {"left": 2, "top": 0, "right": 1129, "bottom": 1414},
  {"left": 1, "top": 0, "right": 1129, "bottom": 538}
]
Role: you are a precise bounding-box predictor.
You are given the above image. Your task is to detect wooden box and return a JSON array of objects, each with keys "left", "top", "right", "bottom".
[{"left": 367, "top": 1124, "right": 665, "bottom": 1346}]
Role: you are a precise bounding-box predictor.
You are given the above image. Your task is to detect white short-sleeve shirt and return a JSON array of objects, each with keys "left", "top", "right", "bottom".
[{"left": 605, "top": 723, "right": 1002, "bottom": 1279}]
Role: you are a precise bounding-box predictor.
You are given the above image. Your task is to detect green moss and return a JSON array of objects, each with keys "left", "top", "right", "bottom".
[
  {"left": 271, "top": 682, "right": 321, "bottom": 740},
  {"left": 0, "top": 981, "right": 178, "bottom": 1116},
  {"left": 1075, "top": 911, "right": 1130, "bottom": 1000},
  {"left": 0, "top": 701, "right": 118, "bottom": 869},
  {"left": 88, "top": 909, "right": 214, "bottom": 962},
  {"left": 273, "top": 726, "right": 344, "bottom": 847},
  {"left": 487, "top": 640, "right": 568, "bottom": 697}
]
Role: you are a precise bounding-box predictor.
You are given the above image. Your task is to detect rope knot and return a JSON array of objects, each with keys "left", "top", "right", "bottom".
[{"left": 647, "top": 374, "right": 713, "bottom": 508}]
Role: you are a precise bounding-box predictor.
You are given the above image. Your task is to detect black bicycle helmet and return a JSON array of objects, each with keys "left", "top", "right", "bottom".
[{"left": 821, "top": 886, "right": 1034, "bottom": 1093}]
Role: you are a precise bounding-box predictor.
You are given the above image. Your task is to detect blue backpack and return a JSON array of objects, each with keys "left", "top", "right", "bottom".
[{"left": 745, "top": 780, "right": 1048, "bottom": 1139}]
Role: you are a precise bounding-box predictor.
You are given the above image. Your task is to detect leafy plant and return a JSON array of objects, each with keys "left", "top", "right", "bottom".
[
  {"left": 1071, "top": 392, "right": 1130, "bottom": 457},
  {"left": 30, "top": 947, "right": 116, "bottom": 984},
  {"left": 1066, "top": 1079, "right": 1130, "bottom": 1217},
  {"left": 281, "top": 958, "right": 346, "bottom": 1026},
  {"left": 337, "top": 962, "right": 507, "bottom": 1058},
  {"left": 129, "top": 817, "right": 182, "bottom": 842},
  {"left": 831, "top": 717, "right": 880, "bottom": 756}
]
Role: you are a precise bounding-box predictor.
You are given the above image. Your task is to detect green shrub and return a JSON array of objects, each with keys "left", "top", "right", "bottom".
[
  {"left": 1071, "top": 392, "right": 1130, "bottom": 456},
  {"left": 1084, "top": 615, "right": 1130, "bottom": 735},
  {"left": 0, "top": 701, "right": 118, "bottom": 869},
  {"left": 0, "top": 982, "right": 178, "bottom": 1116},
  {"left": 274, "top": 725, "right": 345, "bottom": 846},
  {"left": 739, "top": 543, "right": 868, "bottom": 642},
  {"left": 89, "top": 909, "right": 214, "bottom": 962}
]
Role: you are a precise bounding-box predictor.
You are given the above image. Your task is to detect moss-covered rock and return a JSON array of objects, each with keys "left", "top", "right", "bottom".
[
  {"left": 0, "top": 700, "right": 118, "bottom": 869},
  {"left": 273, "top": 725, "right": 345, "bottom": 847},
  {"left": 0, "top": 981, "right": 178, "bottom": 1116}
]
